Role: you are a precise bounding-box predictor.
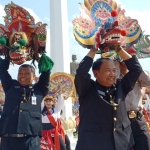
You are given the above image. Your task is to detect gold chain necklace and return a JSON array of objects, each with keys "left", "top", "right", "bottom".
[
  {"left": 99, "top": 95, "right": 118, "bottom": 107},
  {"left": 22, "top": 88, "right": 32, "bottom": 102}
]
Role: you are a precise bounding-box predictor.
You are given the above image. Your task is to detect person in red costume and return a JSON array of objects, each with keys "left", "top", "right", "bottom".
[{"left": 40, "top": 95, "right": 66, "bottom": 150}]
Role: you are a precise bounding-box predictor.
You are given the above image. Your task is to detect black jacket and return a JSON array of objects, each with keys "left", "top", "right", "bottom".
[
  {"left": 75, "top": 56, "right": 142, "bottom": 150},
  {"left": 0, "top": 59, "right": 50, "bottom": 136}
]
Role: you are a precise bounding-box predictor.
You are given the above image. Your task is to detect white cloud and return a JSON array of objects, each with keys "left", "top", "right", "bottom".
[
  {"left": 72, "top": 13, "right": 79, "bottom": 19},
  {"left": 20, "top": 7, "right": 51, "bottom": 57},
  {"left": 46, "top": 28, "right": 50, "bottom": 55},
  {"left": 0, "top": 4, "right": 5, "bottom": 24},
  {"left": 44, "top": 17, "right": 50, "bottom": 22},
  {"left": 115, "top": 0, "right": 121, "bottom": 3},
  {"left": 22, "top": 8, "right": 51, "bottom": 60},
  {"left": 68, "top": 21, "right": 75, "bottom": 42}
]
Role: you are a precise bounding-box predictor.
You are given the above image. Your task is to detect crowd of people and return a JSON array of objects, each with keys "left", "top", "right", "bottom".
[{"left": 0, "top": 46, "right": 150, "bottom": 150}]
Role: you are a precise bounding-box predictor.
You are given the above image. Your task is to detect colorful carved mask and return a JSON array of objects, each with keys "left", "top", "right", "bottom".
[
  {"left": 72, "top": 1, "right": 127, "bottom": 53},
  {"left": 0, "top": 2, "right": 47, "bottom": 65},
  {"left": 117, "top": 9, "right": 142, "bottom": 47},
  {"left": 48, "top": 72, "right": 76, "bottom": 100},
  {"left": 8, "top": 31, "right": 31, "bottom": 65},
  {"left": 135, "top": 34, "right": 150, "bottom": 58},
  {"left": 73, "top": 0, "right": 143, "bottom": 55}
]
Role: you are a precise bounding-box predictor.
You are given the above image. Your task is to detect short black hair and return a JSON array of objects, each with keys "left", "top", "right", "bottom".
[
  {"left": 92, "top": 57, "right": 112, "bottom": 71},
  {"left": 19, "top": 64, "right": 35, "bottom": 74}
]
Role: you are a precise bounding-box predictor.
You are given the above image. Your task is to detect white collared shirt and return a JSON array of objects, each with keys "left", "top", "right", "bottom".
[{"left": 42, "top": 94, "right": 64, "bottom": 123}]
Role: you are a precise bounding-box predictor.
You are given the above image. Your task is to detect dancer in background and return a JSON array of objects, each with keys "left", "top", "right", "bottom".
[
  {"left": 52, "top": 97, "right": 71, "bottom": 150},
  {"left": 40, "top": 95, "right": 66, "bottom": 150}
]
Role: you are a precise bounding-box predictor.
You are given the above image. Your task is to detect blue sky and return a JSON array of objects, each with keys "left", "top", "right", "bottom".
[{"left": 0, "top": 0, "right": 150, "bottom": 79}]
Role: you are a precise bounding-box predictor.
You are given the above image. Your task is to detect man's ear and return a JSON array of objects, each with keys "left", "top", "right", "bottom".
[
  {"left": 93, "top": 70, "right": 98, "bottom": 78},
  {"left": 33, "top": 74, "right": 36, "bottom": 79}
]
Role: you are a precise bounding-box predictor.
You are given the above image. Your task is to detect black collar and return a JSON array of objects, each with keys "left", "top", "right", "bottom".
[{"left": 95, "top": 80, "right": 116, "bottom": 99}]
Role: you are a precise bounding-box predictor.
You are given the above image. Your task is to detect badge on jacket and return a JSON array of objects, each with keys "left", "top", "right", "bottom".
[{"left": 32, "top": 96, "right": 37, "bottom": 105}]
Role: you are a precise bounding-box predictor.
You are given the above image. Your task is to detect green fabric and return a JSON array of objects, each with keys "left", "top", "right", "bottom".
[
  {"left": 38, "top": 54, "right": 54, "bottom": 73},
  {"left": 19, "top": 39, "right": 26, "bottom": 46},
  {"left": 114, "top": 51, "right": 119, "bottom": 56},
  {"left": 0, "top": 57, "right": 2, "bottom": 62},
  {"left": 10, "top": 39, "right": 27, "bottom": 52},
  {"left": 0, "top": 37, "right": 6, "bottom": 45}
]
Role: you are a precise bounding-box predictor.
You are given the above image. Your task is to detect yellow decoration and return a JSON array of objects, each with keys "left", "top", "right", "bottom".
[
  {"left": 49, "top": 72, "right": 77, "bottom": 100},
  {"left": 9, "top": 32, "right": 28, "bottom": 46},
  {"left": 124, "top": 26, "right": 142, "bottom": 44},
  {"left": 61, "top": 117, "right": 76, "bottom": 133},
  {"left": 73, "top": 30, "right": 95, "bottom": 46}
]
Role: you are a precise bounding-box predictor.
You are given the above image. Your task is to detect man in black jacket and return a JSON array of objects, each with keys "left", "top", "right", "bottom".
[
  {"left": 0, "top": 59, "right": 52, "bottom": 150},
  {"left": 75, "top": 47, "right": 142, "bottom": 150}
]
